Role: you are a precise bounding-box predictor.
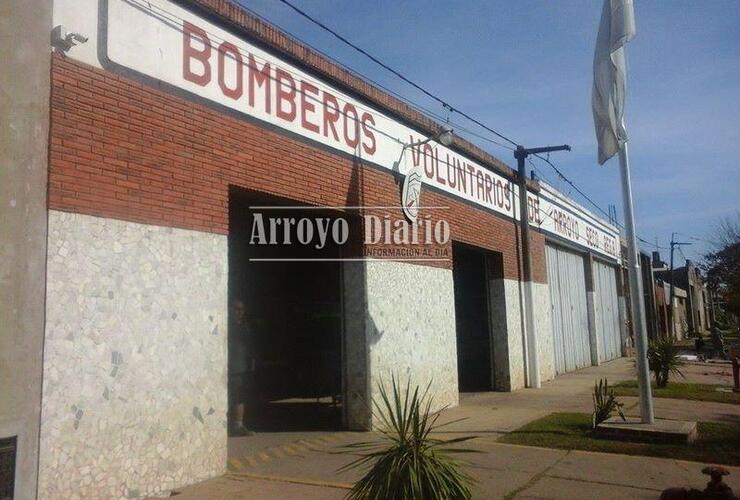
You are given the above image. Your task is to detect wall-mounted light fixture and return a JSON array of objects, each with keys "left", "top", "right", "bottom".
[
  {"left": 51, "top": 25, "right": 89, "bottom": 52},
  {"left": 403, "top": 127, "right": 454, "bottom": 150}
]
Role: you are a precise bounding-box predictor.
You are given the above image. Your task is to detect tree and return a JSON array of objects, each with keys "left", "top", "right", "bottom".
[{"left": 702, "top": 213, "right": 740, "bottom": 322}]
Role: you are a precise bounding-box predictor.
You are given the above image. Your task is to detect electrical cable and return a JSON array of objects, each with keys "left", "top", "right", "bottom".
[
  {"left": 127, "top": 0, "right": 512, "bottom": 163},
  {"left": 274, "top": 0, "right": 521, "bottom": 149},
  {"left": 232, "top": 0, "right": 517, "bottom": 153},
  {"left": 133, "top": 0, "right": 667, "bottom": 251},
  {"left": 268, "top": 0, "right": 673, "bottom": 251}
]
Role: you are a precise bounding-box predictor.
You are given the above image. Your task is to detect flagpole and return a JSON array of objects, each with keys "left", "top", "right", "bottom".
[{"left": 618, "top": 140, "right": 655, "bottom": 424}]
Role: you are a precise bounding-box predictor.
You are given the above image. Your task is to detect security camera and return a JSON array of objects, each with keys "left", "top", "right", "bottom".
[{"left": 51, "top": 25, "right": 89, "bottom": 52}]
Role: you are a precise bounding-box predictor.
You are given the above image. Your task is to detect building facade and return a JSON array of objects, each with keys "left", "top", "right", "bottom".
[
  {"left": 2, "top": 0, "right": 625, "bottom": 498},
  {"left": 655, "top": 260, "right": 711, "bottom": 337}
]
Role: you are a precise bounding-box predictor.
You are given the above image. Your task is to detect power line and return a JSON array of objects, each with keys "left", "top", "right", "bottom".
[
  {"left": 530, "top": 153, "right": 669, "bottom": 250},
  {"left": 131, "top": 0, "right": 636, "bottom": 254},
  {"left": 532, "top": 153, "right": 611, "bottom": 220},
  {"left": 251, "top": 3, "right": 619, "bottom": 224},
  {"left": 275, "top": 0, "right": 521, "bottom": 149},
  {"left": 678, "top": 233, "right": 713, "bottom": 245},
  {"left": 142, "top": 0, "right": 514, "bottom": 159},
  {"left": 233, "top": 1, "right": 515, "bottom": 153},
  {"left": 526, "top": 157, "right": 556, "bottom": 188},
  {"left": 149, "top": 0, "right": 667, "bottom": 251},
  {"left": 270, "top": 0, "right": 673, "bottom": 251}
]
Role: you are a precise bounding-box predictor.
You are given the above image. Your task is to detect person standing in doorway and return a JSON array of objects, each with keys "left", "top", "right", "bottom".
[{"left": 229, "top": 298, "right": 254, "bottom": 436}]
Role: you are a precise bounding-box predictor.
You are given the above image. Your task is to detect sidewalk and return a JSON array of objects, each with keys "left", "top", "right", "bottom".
[
  {"left": 160, "top": 358, "right": 740, "bottom": 499},
  {"left": 168, "top": 443, "right": 740, "bottom": 499}
]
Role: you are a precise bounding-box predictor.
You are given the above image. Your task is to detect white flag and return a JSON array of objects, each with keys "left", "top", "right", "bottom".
[{"left": 592, "top": 0, "right": 636, "bottom": 165}]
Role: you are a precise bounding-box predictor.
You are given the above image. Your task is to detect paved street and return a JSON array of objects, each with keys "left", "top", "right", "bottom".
[{"left": 160, "top": 358, "right": 740, "bottom": 499}]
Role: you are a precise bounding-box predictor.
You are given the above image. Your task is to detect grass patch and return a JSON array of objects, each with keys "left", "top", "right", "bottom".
[
  {"left": 499, "top": 412, "right": 740, "bottom": 466},
  {"left": 612, "top": 380, "right": 740, "bottom": 405}
]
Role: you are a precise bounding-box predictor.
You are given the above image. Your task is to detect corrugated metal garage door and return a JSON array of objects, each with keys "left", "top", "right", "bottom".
[
  {"left": 546, "top": 244, "right": 591, "bottom": 374},
  {"left": 593, "top": 260, "right": 622, "bottom": 362}
]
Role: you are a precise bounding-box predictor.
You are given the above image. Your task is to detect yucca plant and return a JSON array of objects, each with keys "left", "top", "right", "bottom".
[
  {"left": 647, "top": 337, "right": 685, "bottom": 388},
  {"left": 340, "top": 377, "right": 477, "bottom": 500},
  {"left": 592, "top": 378, "right": 625, "bottom": 429}
]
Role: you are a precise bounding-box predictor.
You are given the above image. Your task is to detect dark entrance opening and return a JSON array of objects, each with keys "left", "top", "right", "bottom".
[
  {"left": 0, "top": 436, "right": 16, "bottom": 499},
  {"left": 452, "top": 242, "right": 493, "bottom": 392},
  {"left": 228, "top": 190, "right": 345, "bottom": 432}
]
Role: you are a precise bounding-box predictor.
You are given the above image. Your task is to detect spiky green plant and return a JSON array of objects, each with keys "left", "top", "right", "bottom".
[
  {"left": 647, "top": 337, "right": 686, "bottom": 388},
  {"left": 340, "top": 377, "right": 477, "bottom": 500},
  {"left": 592, "top": 378, "right": 625, "bottom": 429}
]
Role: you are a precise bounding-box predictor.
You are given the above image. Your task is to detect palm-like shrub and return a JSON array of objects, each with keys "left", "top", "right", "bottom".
[
  {"left": 592, "top": 378, "right": 625, "bottom": 429},
  {"left": 340, "top": 377, "right": 477, "bottom": 500},
  {"left": 647, "top": 337, "right": 685, "bottom": 388}
]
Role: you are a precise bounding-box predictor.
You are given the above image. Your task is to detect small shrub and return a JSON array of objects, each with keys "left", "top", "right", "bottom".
[
  {"left": 340, "top": 377, "right": 477, "bottom": 500},
  {"left": 647, "top": 337, "right": 685, "bottom": 388},
  {"left": 592, "top": 378, "right": 625, "bottom": 429}
]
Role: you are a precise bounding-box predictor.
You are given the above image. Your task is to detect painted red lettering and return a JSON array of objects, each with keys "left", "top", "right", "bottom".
[
  {"left": 446, "top": 155, "right": 457, "bottom": 189},
  {"left": 436, "top": 149, "right": 446, "bottom": 186},
  {"left": 217, "top": 42, "right": 242, "bottom": 99},
  {"left": 275, "top": 68, "right": 296, "bottom": 122},
  {"left": 322, "top": 93, "right": 340, "bottom": 141},
  {"left": 476, "top": 171, "right": 485, "bottom": 200},
  {"left": 300, "top": 81, "right": 320, "bottom": 133},
  {"left": 361, "top": 113, "right": 376, "bottom": 155},
  {"left": 183, "top": 22, "right": 211, "bottom": 86},
  {"left": 248, "top": 54, "right": 271, "bottom": 113},
  {"left": 343, "top": 103, "right": 359, "bottom": 148},
  {"left": 423, "top": 144, "right": 435, "bottom": 178}
]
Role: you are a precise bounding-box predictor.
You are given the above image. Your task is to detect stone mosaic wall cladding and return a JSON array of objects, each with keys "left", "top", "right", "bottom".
[
  {"left": 363, "top": 261, "right": 459, "bottom": 418},
  {"left": 503, "top": 280, "right": 526, "bottom": 391},
  {"left": 533, "top": 282, "right": 556, "bottom": 382},
  {"left": 497, "top": 280, "right": 555, "bottom": 391},
  {"left": 39, "top": 210, "right": 228, "bottom": 499}
]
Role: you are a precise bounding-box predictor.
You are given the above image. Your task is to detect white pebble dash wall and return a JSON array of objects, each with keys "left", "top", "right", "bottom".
[{"left": 38, "top": 210, "right": 228, "bottom": 499}]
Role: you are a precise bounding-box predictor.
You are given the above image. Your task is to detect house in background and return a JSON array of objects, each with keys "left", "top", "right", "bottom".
[
  {"left": 655, "top": 260, "right": 711, "bottom": 337},
  {"left": 623, "top": 250, "right": 701, "bottom": 342}
]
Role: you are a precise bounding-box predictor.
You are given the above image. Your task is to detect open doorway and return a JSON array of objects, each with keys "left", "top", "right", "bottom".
[
  {"left": 228, "top": 189, "right": 345, "bottom": 432},
  {"left": 453, "top": 242, "right": 494, "bottom": 392}
]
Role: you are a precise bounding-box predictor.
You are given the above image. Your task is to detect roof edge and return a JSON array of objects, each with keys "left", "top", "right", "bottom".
[{"left": 184, "top": 0, "right": 531, "bottom": 186}]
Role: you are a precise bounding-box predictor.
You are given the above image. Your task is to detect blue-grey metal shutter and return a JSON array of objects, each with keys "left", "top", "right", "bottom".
[
  {"left": 546, "top": 244, "right": 591, "bottom": 374},
  {"left": 594, "top": 260, "right": 622, "bottom": 362}
]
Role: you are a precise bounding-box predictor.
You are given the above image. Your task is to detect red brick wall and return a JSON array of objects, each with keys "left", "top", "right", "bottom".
[
  {"left": 188, "top": 0, "right": 520, "bottom": 183},
  {"left": 49, "top": 55, "right": 547, "bottom": 282}
]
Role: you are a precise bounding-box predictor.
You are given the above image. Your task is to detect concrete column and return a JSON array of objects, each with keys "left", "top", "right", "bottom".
[
  {"left": 0, "top": 1, "right": 52, "bottom": 498},
  {"left": 342, "top": 259, "right": 459, "bottom": 429},
  {"left": 487, "top": 253, "right": 514, "bottom": 391},
  {"left": 341, "top": 261, "right": 372, "bottom": 430},
  {"left": 584, "top": 253, "right": 600, "bottom": 366}
]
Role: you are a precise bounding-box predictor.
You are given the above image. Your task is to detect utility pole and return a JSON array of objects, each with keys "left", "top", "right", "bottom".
[
  {"left": 668, "top": 232, "right": 692, "bottom": 338},
  {"left": 515, "top": 144, "right": 570, "bottom": 389}
]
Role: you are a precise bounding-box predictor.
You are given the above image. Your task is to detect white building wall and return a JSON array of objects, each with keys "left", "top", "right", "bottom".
[
  {"left": 344, "top": 260, "right": 458, "bottom": 428},
  {"left": 533, "top": 282, "right": 556, "bottom": 383},
  {"left": 366, "top": 261, "right": 459, "bottom": 416},
  {"left": 490, "top": 280, "right": 554, "bottom": 392},
  {"left": 39, "top": 211, "right": 228, "bottom": 499},
  {"left": 502, "top": 279, "right": 525, "bottom": 390}
]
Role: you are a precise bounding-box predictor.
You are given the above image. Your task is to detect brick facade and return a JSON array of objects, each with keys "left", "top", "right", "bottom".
[
  {"left": 185, "top": 0, "right": 523, "bottom": 183},
  {"left": 49, "top": 54, "right": 547, "bottom": 282}
]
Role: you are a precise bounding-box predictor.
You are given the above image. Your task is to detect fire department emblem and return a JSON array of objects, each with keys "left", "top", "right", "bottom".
[{"left": 402, "top": 167, "right": 423, "bottom": 223}]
